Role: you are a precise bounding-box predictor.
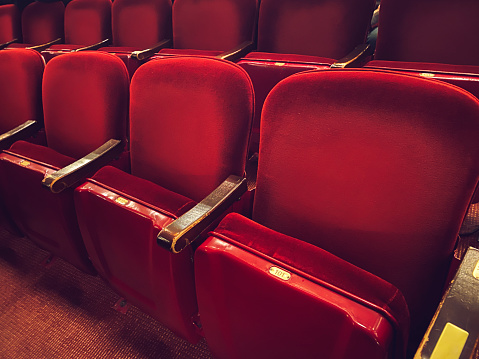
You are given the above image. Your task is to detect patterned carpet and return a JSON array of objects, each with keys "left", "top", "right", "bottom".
[{"left": 0, "top": 228, "right": 212, "bottom": 359}]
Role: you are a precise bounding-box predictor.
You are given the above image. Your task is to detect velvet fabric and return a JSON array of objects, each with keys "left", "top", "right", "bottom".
[
  {"left": 42, "top": 51, "right": 129, "bottom": 159},
  {"left": 196, "top": 212, "right": 409, "bottom": 358},
  {"left": 88, "top": 166, "right": 196, "bottom": 217},
  {"left": 253, "top": 69, "right": 479, "bottom": 350},
  {"left": 238, "top": 0, "right": 374, "bottom": 154},
  {"left": 129, "top": 56, "right": 253, "bottom": 202},
  {"left": 21, "top": 1, "right": 65, "bottom": 45},
  {"left": 375, "top": 0, "right": 479, "bottom": 65},
  {"left": 64, "top": 0, "right": 111, "bottom": 45},
  {"left": 0, "top": 4, "right": 21, "bottom": 43},
  {"left": 0, "top": 52, "right": 130, "bottom": 274},
  {"left": 238, "top": 52, "right": 334, "bottom": 153},
  {"left": 256, "top": 0, "right": 375, "bottom": 58},
  {"left": 111, "top": 0, "right": 172, "bottom": 48},
  {"left": 0, "top": 48, "right": 44, "bottom": 133},
  {"left": 171, "top": 0, "right": 257, "bottom": 51}
]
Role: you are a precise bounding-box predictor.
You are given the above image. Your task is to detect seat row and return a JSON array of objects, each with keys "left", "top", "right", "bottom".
[{"left": 2, "top": 48, "right": 479, "bottom": 359}]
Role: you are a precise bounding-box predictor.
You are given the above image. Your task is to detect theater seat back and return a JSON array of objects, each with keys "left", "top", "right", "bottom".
[
  {"left": 64, "top": 0, "right": 111, "bottom": 45},
  {"left": 375, "top": 0, "right": 479, "bottom": 65},
  {"left": 43, "top": 51, "right": 129, "bottom": 159},
  {"left": 253, "top": 69, "right": 479, "bottom": 346},
  {"left": 172, "top": 0, "right": 257, "bottom": 51},
  {"left": 0, "top": 4, "right": 21, "bottom": 44},
  {"left": 111, "top": 0, "right": 172, "bottom": 48},
  {"left": 256, "top": 0, "right": 375, "bottom": 58},
  {"left": 21, "top": 1, "right": 65, "bottom": 45},
  {"left": 0, "top": 48, "right": 44, "bottom": 133}
]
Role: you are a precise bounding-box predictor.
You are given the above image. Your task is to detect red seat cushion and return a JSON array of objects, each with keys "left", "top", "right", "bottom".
[{"left": 196, "top": 212, "right": 409, "bottom": 359}]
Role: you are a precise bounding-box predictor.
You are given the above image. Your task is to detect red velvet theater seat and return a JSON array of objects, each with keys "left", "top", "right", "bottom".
[
  {"left": 364, "top": 0, "right": 479, "bottom": 101},
  {"left": 97, "top": 0, "right": 172, "bottom": 76},
  {"left": 154, "top": 0, "right": 258, "bottom": 57},
  {"left": 0, "top": 48, "right": 44, "bottom": 234},
  {"left": 74, "top": 56, "right": 253, "bottom": 342},
  {"left": 0, "top": 51, "right": 129, "bottom": 273},
  {"left": 41, "top": 0, "right": 112, "bottom": 62},
  {"left": 237, "top": 0, "right": 375, "bottom": 154},
  {"left": 7, "top": 1, "right": 65, "bottom": 49},
  {"left": 194, "top": 70, "right": 479, "bottom": 358},
  {"left": 0, "top": 4, "right": 21, "bottom": 47}
]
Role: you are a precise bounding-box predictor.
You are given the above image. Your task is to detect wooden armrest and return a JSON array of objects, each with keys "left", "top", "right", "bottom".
[
  {"left": 157, "top": 175, "right": 248, "bottom": 253},
  {"left": 330, "top": 43, "right": 374, "bottom": 69},
  {"left": 0, "top": 38, "right": 19, "bottom": 50},
  {"left": 414, "top": 247, "right": 479, "bottom": 358},
  {"left": 42, "top": 139, "right": 123, "bottom": 194},
  {"left": 28, "top": 38, "right": 62, "bottom": 52},
  {"left": 0, "top": 120, "right": 39, "bottom": 151},
  {"left": 216, "top": 40, "right": 255, "bottom": 62},
  {"left": 131, "top": 39, "right": 172, "bottom": 61},
  {"left": 73, "top": 38, "right": 111, "bottom": 52}
]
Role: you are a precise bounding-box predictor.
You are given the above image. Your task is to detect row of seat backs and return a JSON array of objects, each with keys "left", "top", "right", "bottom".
[
  {"left": 2, "top": 0, "right": 378, "bottom": 55},
  {"left": 3, "top": 49, "right": 479, "bottom": 358}
]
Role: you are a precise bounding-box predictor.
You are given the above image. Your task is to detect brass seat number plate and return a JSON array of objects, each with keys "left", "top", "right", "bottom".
[{"left": 269, "top": 266, "right": 291, "bottom": 281}]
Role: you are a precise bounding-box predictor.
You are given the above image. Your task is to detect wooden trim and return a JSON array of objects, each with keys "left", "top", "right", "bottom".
[
  {"left": 216, "top": 40, "right": 255, "bottom": 62},
  {"left": 130, "top": 38, "right": 172, "bottom": 61},
  {"left": 42, "top": 139, "right": 123, "bottom": 193},
  {"left": 0, "top": 120, "right": 39, "bottom": 151},
  {"left": 27, "top": 38, "right": 62, "bottom": 52},
  {"left": 330, "top": 43, "right": 373, "bottom": 69},
  {"left": 157, "top": 175, "right": 247, "bottom": 253}
]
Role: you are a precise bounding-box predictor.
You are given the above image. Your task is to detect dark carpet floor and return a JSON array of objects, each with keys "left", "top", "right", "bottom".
[{"left": 0, "top": 228, "right": 212, "bottom": 359}]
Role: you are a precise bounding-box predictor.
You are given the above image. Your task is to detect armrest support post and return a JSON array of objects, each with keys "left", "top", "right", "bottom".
[
  {"left": 157, "top": 175, "right": 248, "bottom": 253},
  {"left": 131, "top": 39, "right": 172, "bottom": 61},
  {"left": 42, "top": 139, "right": 123, "bottom": 194},
  {"left": 0, "top": 120, "right": 39, "bottom": 151}
]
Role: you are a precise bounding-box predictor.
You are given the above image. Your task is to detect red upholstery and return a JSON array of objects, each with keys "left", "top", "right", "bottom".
[
  {"left": 129, "top": 57, "right": 253, "bottom": 201},
  {"left": 0, "top": 52, "right": 129, "bottom": 274},
  {"left": 43, "top": 52, "right": 128, "bottom": 158},
  {"left": 238, "top": 0, "right": 375, "bottom": 154},
  {"left": 196, "top": 69, "right": 479, "bottom": 357},
  {"left": 0, "top": 4, "right": 21, "bottom": 44},
  {"left": 257, "top": 0, "right": 374, "bottom": 59},
  {"left": 21, "top": 1, "right": 65, "bottom": 45},
  {"left": 171, "top": 0, "right": 257, "bottom": 51},
  {"left": 74, "top": 56, "right": 253, "bottom": 341},
  {"left": 375, "top": 0, "right": 479, "bottom": 65},
  {"left": 239, "top": 52, "right": 335, "bottom": 153},
  {"left": 97, "top": 0, "right": 172, "bottom": 76},
  {"left": 196, "top": 212, "right": 409, "bottom": 359},
  {"left": 365, "top": 60, "right": 479, "bottom": 100},
  {"left": 0, "top": 48, "right": 44, "bottom": 235},
  {"left": 0, "top": 48, "right": 44, "bottom": 133},
  {"left": 111, "top": 0, "right": 171, "bottom": 48},
  {"left": 41, "top": 0, "right": 112, "bottom": 62},
  {"left": 64, "top": 0, "right": 111, "bottom": 46},
  {"left": 363, "top": 0, "right": 479, "bottom": 203}
]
